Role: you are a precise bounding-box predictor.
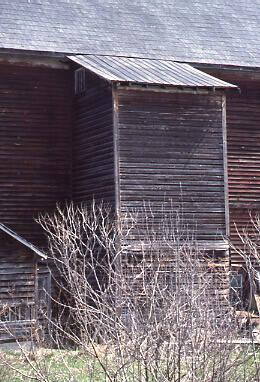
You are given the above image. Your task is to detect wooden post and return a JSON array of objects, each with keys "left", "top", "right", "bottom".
[{"left": 222, "top": 94, "right": 230, "bottom": 239}]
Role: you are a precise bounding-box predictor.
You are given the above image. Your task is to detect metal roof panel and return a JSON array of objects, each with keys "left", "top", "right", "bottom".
[{"left": 68, "top": 55, "right": 237, "bottom": 88}]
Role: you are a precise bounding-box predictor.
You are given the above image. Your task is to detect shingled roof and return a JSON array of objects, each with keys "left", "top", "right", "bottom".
[{"left": 0, "top": 0, "right": 259, "bottom": 68}]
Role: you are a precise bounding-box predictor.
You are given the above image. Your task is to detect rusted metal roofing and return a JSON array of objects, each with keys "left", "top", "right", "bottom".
[
  {"left": 0, "top": 223, "right": 47, "bottom": 259},
  {"left": 68, "top": 55, "right": 236, "bottom": 88}
]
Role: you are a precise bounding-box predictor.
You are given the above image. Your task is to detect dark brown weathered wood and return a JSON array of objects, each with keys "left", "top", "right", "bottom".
[
  {"left": 72, "top": 71, "right": 115, "bottom": 205},
  {"left": 115, "top": 88, "right": 227, "bottom": 243},
  {"left": 222, "top": 95, "right": 230, "bottom": 238},
  {"left": 111, "top": 86, "right": 230, "bottom": 302},
  {"left": 0, "top": 61, "right": 72, "bottom": 341},
  {"left": 0, "top": 62, "right": 72, "bottom": 245},
  {"left": 203, "top": 68, "right": 260, "bottom": 268},
  {"left": 0, "top": 235, "right": 37, "bottom": 341},
  {"left": 0, "top": 60, "right": 241, "bottom": 340},
  {"left": 112, "top": 85, "right": 121, "bottom": 216}
]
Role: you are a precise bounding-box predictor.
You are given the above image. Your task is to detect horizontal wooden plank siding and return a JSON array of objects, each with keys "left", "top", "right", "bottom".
[
  {"left": 0, "top": 63, "right": 72, "bottom": 245},
  {"left": 72, "top": 73, "right": 115, "bottom": 205},
  {"left": 227, "top": 89, "right": 260, "bottom": 266},
  {"left": 116, "top": 89, "right": 226, "bottom": 243},
  {"left": 0, "top": 236, "right": 37, "bottom": 342},
  {"left": 203, "top": 69, "right": 260, "bottom": 267}
]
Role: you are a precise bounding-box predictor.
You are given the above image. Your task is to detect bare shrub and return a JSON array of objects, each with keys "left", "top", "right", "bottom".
[
  {"left": 231, "top": 213, "right": 260, "bottom": 298},
  {"left": 1, "top": 201, "right": 259, "bottom": 381},
  {"left": 229, "top": 213, "right": 260, "bottom": 344}
]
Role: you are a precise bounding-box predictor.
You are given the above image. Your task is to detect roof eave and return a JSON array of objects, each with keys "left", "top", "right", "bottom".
[{"left": 0, "top": 223, "right": 47, "bottom": 260}]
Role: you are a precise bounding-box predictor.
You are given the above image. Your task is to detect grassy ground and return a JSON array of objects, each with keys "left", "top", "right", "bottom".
[
  {"left": 0, "top": 346, "right": 259, "bottom": 382},
  {"left": 0, "top": 349, "right": 106, "bottom": 382}
]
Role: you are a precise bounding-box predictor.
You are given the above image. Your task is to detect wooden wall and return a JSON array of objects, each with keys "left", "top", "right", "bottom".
[
  {"left": 227, "top": 88, "right": 260, "bottom": 266},
  {"left": 72, "top": 72, "right": 115, "bottom": 205},
  {"left": 0, "top": 62, "right": 72, "bottom": 245},
  {"left": 115, "top": 89, "right": 227, "bottom": 245},
  {"left": 0, "top": 242, "right": 36, "bottom": 307},
  {"left": 203, "top": 69, "right": 260, "bottom": 267},
  {"left": 0, "top": 234, "right": 37, "bottom": 342}
]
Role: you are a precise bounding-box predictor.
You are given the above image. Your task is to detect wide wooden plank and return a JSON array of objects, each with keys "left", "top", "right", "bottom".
[
  {"left": 72, "top": 71, "right": 115, "bottom": 205},
  {"left": 117, "top": 89, "right": 226, "bottom": 242},
  {"left": 0, "top": 63, "right": 72, "bottom": 245}
]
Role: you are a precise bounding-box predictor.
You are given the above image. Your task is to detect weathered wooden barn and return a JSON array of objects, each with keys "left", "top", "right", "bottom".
[
  {"left": 0, "top": 0, "right": 259, "bottom": 337},
  {"left": 0, "top": 223, "right": 46, "bottom": 342}
]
